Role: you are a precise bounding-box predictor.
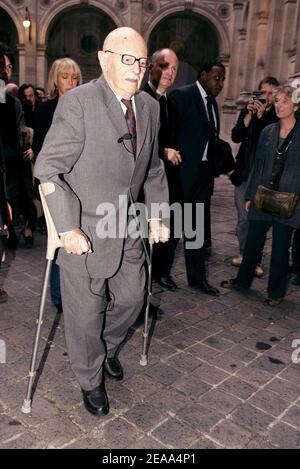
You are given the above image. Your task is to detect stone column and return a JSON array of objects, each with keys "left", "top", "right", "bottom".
[
  {"left": 264, "top": 0, "right": 284, "bottom": 79},
  {"left": 225, "top": 1, "right": 245, "bottom": 101},
  {"left": 254, "top": 0, "right": 269, "bottom": 83},
  {"left": 241, "top": 0, "right": 260, "bottom": 92},
  {"left": 292, "top": 0, "right": 300, "bottom": 74},
  {"left": 23, "top": 0, "right": 37, "bottom": 84},
  {"left": 278, "top": 0, "right": 297, "bottom": 82},
  {"left": 17, "top": 44, "right": 26, "bottom": 86},
  {"left": 129, "top": 0, "right": 143, "bottom": 33},
  {"left": 36, "top": 45, "right": 47, "bottom": 89}
]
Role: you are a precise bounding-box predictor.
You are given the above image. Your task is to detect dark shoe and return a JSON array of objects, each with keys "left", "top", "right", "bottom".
[
  {"left": 192, "top": 280, "right": 220, "bottom": 296},
  {"left": 0, "top": 288, "right": 8, "bottom": 303},
  {"left": 104, "top": 357, "right": 124, "bottom": 381},
  {"left": 291, "top": 274, "right": 300, "bottom": 286},
  {"left": 264, "top": 297, "right": 283, "bottom": 306},
  {"left": 21, "top": 231, "right": 34, "bottom": 248},
  {"left": 221, "top": 278, "right": 239, "bottom": 289},
  {"left": 156, "top": 275, "right": 177, "bottom": 291},
  {"left": 82, "top": 384, "right": 109, "bottom": 416},
  {"left": 53, "top": 301, "right": 63, "bottom": 313},
  {"left": 6, "top": 226, "right": 19, "bottom": 249},
  {"left": 205, "top": 247, "right": 212, "bottom": 256}
]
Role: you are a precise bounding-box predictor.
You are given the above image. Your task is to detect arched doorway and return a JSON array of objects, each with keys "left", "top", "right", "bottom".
[
  {"left": 46, "top": 5, "right": 117, "bottom": 83},
  {"left": 148, "top": 11, "right": 219, "bottom": 88},
  {"left": 0, "top": 7, "right": 19, "bottom": 84}
]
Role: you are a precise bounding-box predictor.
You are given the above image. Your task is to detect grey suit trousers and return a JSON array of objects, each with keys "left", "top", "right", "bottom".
[{"left": 60, "top": 234, "right": 146, "bottom": 391}]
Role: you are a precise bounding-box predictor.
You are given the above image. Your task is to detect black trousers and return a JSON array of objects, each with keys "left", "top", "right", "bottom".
[
  {"left": 291, "top": 229, "right": 300, "bottom": 273},
  {"left": 184, "top": 198, "right": 210, "bottom": 286},
  {"left": 6, "top": 160, "right": 36, "bottom": 231},
  {"left": 237, "top": 220, "right": 293, "bottom": 299}
]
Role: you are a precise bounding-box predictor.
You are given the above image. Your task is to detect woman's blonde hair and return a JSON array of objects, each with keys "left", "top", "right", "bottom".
[
  {"left": 274, "top": 84, "right": 300, "bottom": 110},
  {"left": 47, "top": 58, "right": 82, "bottom": 99}
]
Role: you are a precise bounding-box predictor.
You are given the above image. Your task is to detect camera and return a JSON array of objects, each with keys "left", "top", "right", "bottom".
[{"left": 251, "top": 90, "right": 266, "bottom": 104}]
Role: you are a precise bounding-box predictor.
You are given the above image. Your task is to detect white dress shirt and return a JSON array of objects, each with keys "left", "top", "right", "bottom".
[{"left": 196, "top": 81, "right": 217, "bottom": 162}]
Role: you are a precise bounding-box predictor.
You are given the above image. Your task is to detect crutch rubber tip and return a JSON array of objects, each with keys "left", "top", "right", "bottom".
[
  {"left": 21, "top": 399, "right": 32, "bottom": 414},
  {"left": 140, "top": 355, "right": 148, "bottom": 366}
]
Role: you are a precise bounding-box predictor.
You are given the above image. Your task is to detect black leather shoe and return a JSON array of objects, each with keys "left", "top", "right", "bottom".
[
  {"left": 192, "top": 280, "right": 220, "bottom": 296},
  {"left": 156, "top": 275, "right": 178, "bottom": 291},
  {"left": 53, "top": 302, "right": 63, "bottom": 313},
  {"left": 82, "top": 384, "right": 109, "bottom": 416},
  {"left": 104, "top": 357, "right": 124, "bottom": 381},
  {"left": 291, "top": 274, "right": 300, "bottom": 285}
]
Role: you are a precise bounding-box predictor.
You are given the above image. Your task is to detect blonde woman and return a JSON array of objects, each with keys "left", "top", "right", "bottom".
[
  {"left": 32, "top": 58, "right": 82, "bottom": 312},
  {"left": 222, "top": 85, "right": 300, "bottom": 306}
]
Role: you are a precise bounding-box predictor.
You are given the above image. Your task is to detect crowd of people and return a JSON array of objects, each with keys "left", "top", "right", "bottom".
[{"left": 1, "top": 28, "right": 300, "bottom": 415}]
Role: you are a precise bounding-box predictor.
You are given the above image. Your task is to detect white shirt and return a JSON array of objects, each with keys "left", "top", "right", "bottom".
[
  {"left": 110, "top": 88, "right": 137, "bottom": 116},
  {"left": 147, "top": 81, "right": 167, "bottom": 100},
  {"left": 196, "top": 81, "right": 217, "bottom": 162}
]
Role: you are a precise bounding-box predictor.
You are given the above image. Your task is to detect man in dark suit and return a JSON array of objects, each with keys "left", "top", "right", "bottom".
[
  {"left": 35, "top": 27, "right": 169, "bottom": 416},
  {"left": 168, "top": 60, "right": 226, "bottom": 295},
  {"left": 142, "top": 48, "right": 182, "bottom": 291}
]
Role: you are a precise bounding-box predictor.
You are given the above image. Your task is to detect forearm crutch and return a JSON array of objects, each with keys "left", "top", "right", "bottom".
[
  {"left": 22, "top": 183, "right": 62, "bottom": 414},
  {"left": 140, "top": 236, "right": 154, "bottom": 366}
]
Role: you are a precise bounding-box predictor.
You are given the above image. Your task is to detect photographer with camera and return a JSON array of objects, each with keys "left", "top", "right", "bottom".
[{"left": 229, "top": 76, "right": 280, "bottom": 274}]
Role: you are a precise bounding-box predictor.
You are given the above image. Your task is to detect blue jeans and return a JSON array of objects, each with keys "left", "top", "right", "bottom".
[{"left": 234, "top": 181, "right": 249, "bottom": 255}]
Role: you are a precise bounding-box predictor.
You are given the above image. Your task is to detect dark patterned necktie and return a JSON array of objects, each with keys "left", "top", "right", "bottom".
[
  {"left": 206, "top": 95, "right": 217, "bottom": 162},
  {"left": 121, "top": 98, "right": 137, "bottom": 157},
  {"left": 158, "top": 95, "right": 169, "bottom": 146}
]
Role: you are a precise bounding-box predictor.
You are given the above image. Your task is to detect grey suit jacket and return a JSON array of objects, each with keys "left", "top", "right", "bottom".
[
  {"left": 34, "top": 76, "right": 169, "bottom": 278},
  {"left": 246, "top": 119, "right": 300, "bottom": 228}
]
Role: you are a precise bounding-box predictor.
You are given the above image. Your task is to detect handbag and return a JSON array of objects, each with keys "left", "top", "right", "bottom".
[
  {"left": 253, "top": 126, "right": 299, "bottom": 218},
  {"left": 254, "top": 185, "right": 299, "bottom": 218},
  {"left": 214, "top": 138, "right": 236, "bottom": 177}
]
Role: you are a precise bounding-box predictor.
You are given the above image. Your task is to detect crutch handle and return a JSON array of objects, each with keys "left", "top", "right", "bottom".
[{"left": 39, "top": 183, "right": 62, "bottom": 260}]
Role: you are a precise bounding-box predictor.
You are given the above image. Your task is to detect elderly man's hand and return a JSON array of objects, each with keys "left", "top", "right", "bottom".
[
  {"left": 149, "top": 220, "right": 170, "bottom": 244},
  {"left": 163, "top": 148, "right": 182, "bottom": 166},
  {"left": 60, "top": 228, "right": 92, "bottom": 255}
]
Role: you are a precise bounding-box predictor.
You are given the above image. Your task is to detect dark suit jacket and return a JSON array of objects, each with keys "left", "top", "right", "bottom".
[
  {"left": 246, "top": 119, "right": 300, "bottom": 228},
  {"left": 0, "top": 135, "right": 7, "bottom": 230},
  {"left": 168, "top": 82, "right": 220, "bottom": 203},
  {"left": 32, "top": 97, "right": 58, "bottom": 156},
  {"left": 35, "top": 76, "right": 169, "bottom": 278},
  {"left": 141, "top": 82, "right": 182, "bottom": 204}
]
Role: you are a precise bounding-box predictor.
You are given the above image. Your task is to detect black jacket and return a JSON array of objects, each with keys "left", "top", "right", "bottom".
[
  {"left": 0, "top": 135, "right": 7, "bottom": 230},
  {"left": 32, "top": 97, "right": 58, "bottom": 156},
  {"left": 141, "top": 83, "right": 182, "bottom": 204},
  {"left": 230, "top": 105, "right": 279, "bottom": 186},
  {"left": 168, "top": 82, "right": 220, "bottom": 202}
]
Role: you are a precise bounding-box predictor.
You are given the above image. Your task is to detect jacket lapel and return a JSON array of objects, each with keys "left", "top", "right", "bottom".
[
  {"left": 135, "top": 91, "right": 149, "bottom": 158},
  {"left": 94, "top": 77, "right": 130, "bottom": 148},
  {"left": 192, "top": 84, "right": 209, "bottom": 126}
]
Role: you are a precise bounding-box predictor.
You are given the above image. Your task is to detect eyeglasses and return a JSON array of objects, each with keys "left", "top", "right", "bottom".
[
  {"left": 104, "top": 50, "right": 149, "bottom": 69},
  {"left": 6, "top": 64, "right": 13, "bottom": 71}
]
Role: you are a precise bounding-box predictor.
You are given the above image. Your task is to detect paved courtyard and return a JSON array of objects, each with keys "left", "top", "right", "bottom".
[{"left": 0, "top": 177, "right": 300, "bottom": 449}]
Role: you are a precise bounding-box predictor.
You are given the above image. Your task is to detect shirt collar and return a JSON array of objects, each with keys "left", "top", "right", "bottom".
[
  {"left": 107, "top": 83, "right": 136, "bottom": 111},
  {"left": 148, "top": 81, "right": 167, "bottom": 99},
  {"left": 196, "top": 81, "right": 209, "bottom": 101}
]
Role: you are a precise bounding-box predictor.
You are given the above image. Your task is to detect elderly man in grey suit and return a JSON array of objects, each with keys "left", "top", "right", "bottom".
[{"left": 34, "top": 27, "right": 169, "bottom": 416}]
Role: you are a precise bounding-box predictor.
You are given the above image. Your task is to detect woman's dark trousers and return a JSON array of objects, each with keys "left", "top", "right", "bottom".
[{"left": 237, "top": 220, "right": 293, "bottom": 299}]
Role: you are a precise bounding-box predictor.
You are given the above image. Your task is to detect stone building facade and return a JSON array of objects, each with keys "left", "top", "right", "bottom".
[{"left": 1, "top": 0, "right": 300, "bottom": 137}]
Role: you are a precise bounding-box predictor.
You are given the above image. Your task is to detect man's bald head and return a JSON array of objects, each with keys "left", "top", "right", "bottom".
[
  {"left": 99, "top": 27, "right": 147, "bottom": 99},
  {"left": 149, "top": 48, "right": 178, "bottom": 94},
  {"left": 103, "top": 27, "right": 146, "bottom": 53},
  {"left": 6, "top": 82, "right": 19, "bottom": 97}
]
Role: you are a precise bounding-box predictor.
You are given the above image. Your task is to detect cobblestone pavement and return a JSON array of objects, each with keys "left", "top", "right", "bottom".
[{"left": 1, "top": 177, "right": 300, "bottom": 449}]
